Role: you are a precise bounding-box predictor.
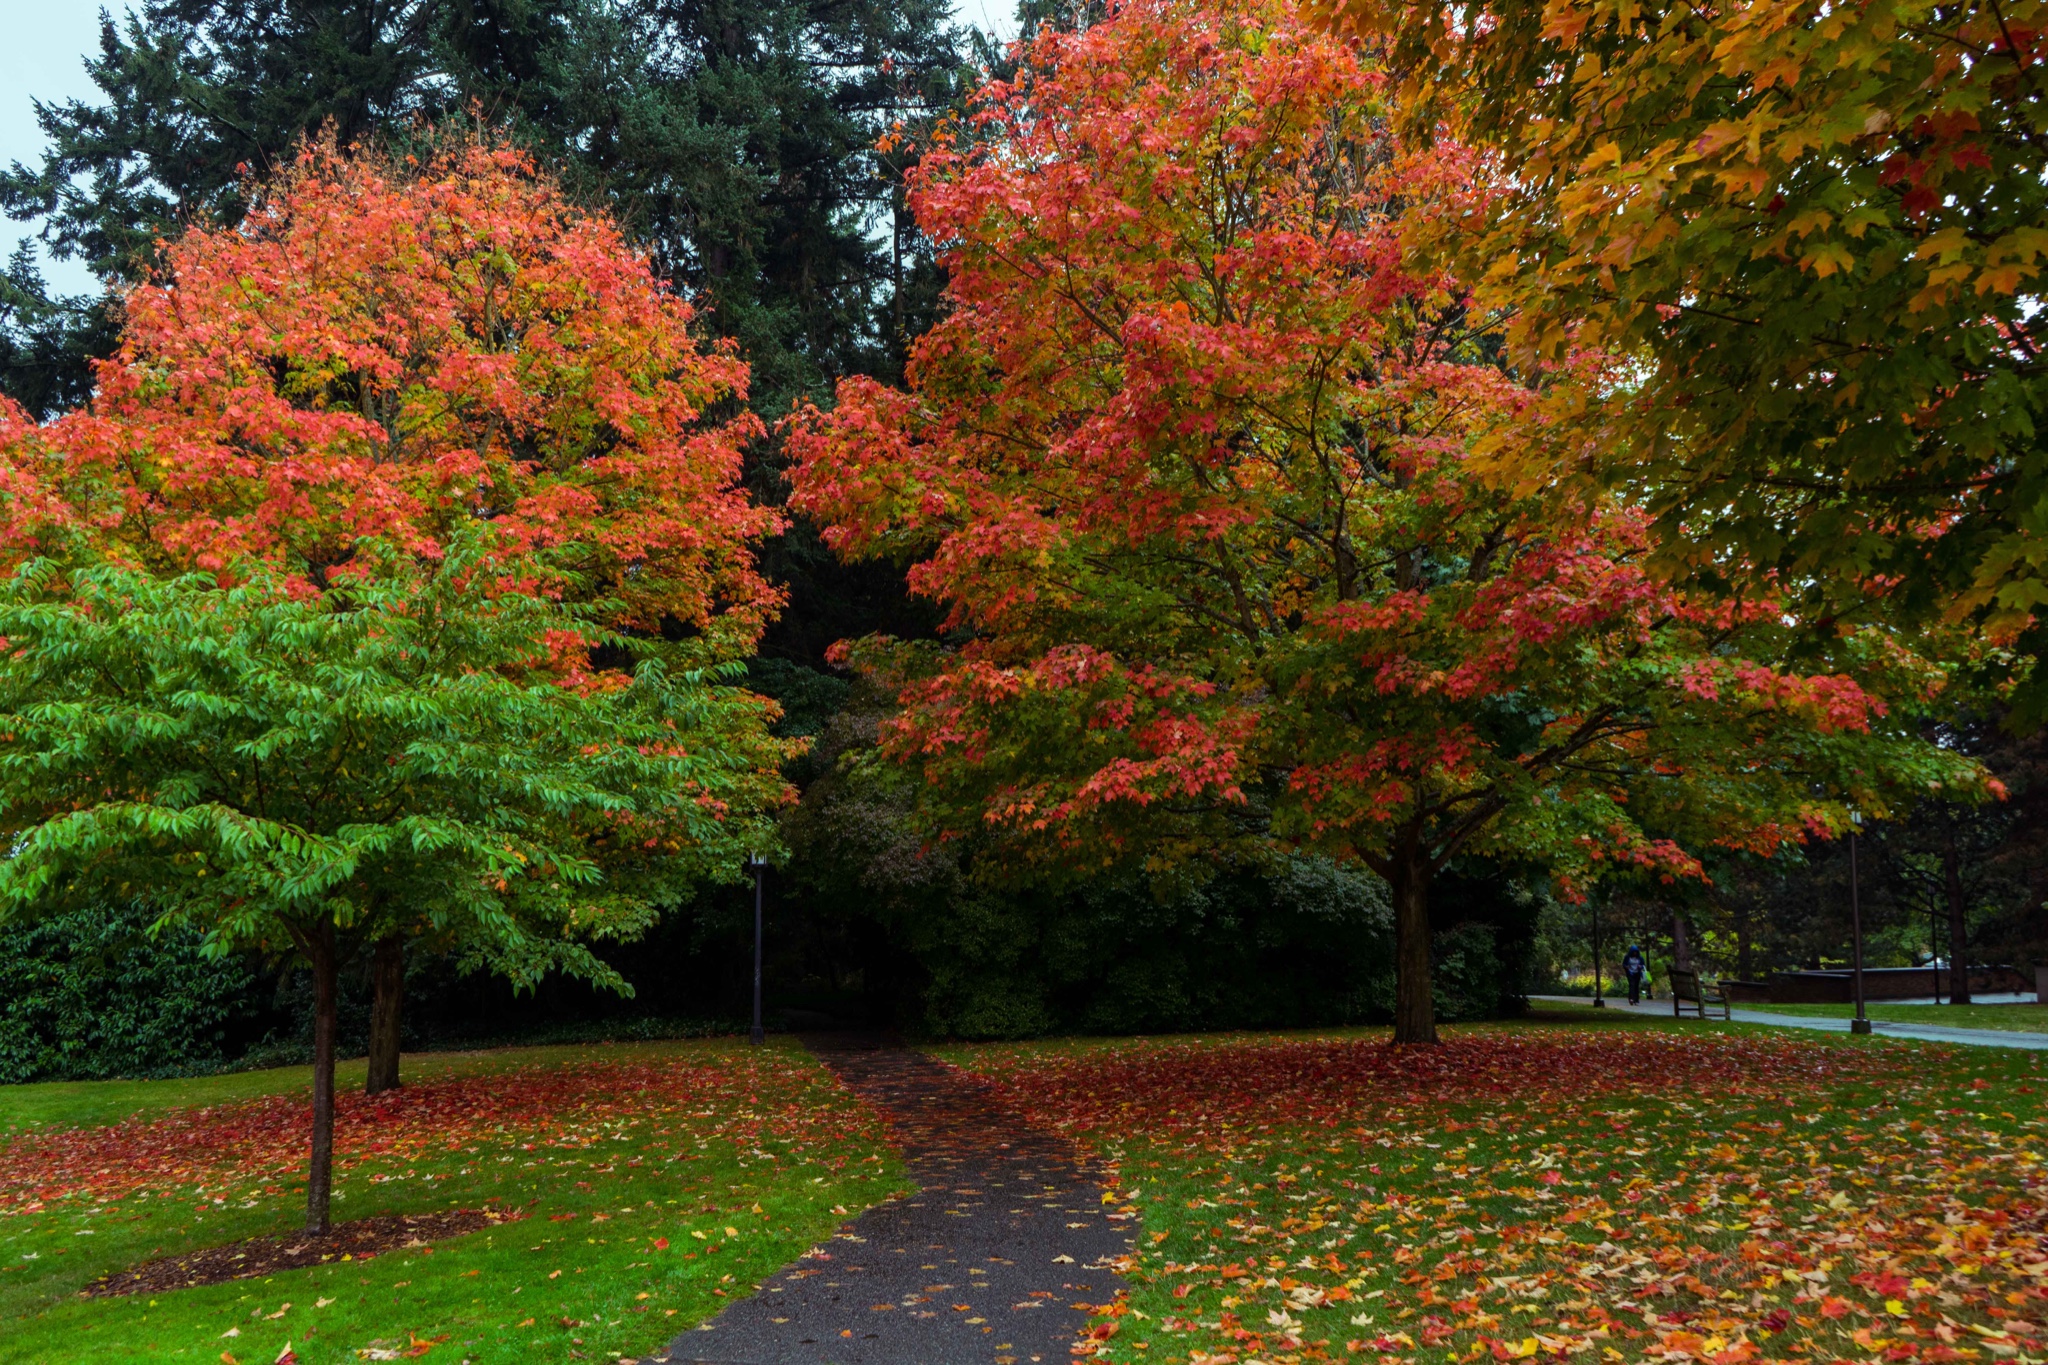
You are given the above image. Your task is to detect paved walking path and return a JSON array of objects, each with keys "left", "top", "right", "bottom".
[
  {"left": 1534, "top": 995, "right": 2048, "bottom": 1050},
  {"left": 643, "top": 1035, "right": 1131, "bottom": 1365}
]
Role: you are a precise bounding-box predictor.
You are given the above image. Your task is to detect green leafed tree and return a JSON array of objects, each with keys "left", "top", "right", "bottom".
[{"left": 0, "top": 541, "right": 794, "bottom": 1234}]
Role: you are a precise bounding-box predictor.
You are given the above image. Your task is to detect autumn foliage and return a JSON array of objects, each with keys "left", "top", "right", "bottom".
[
  {"left": 1338, "top": 0, "right": 2048, "bottom": 697},
  {"left": 0, "top": 135, "right": 779, "bottom": 661},
  {"left": 786, "top": 0, "right": 1987, "bottom": 1041}
]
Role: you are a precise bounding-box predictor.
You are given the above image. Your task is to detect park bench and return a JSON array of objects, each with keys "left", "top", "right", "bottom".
[{"left": 1669, "top": 968, "right": 1730, "bottom": 1020}]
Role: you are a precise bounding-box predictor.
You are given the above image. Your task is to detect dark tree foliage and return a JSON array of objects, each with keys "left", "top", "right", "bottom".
[
  {"left": 0, "top": 247, "right": 118, "bottom": 421},
  {"left": 757, "top": 687, "right": 1541, "bottom": 1037},
  {"left": 0, "top": 901, "right": 272, "bottom": 1084}
]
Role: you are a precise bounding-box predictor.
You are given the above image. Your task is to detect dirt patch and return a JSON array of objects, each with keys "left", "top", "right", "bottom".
[{"left": 81, "top": 1207, "right": 526, "bottom": 1297}]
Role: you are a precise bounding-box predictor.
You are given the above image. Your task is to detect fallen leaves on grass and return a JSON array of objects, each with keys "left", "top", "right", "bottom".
[
  {"left": 1, "top": 1049, "right": 886, "bottom": 1219},
  {"left": 956, "top": 1029, "right": 2048, "bottom": 1365}
]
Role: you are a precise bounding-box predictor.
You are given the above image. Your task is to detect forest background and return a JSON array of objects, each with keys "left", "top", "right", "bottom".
[{"left": 0, "top": 0, "right": 2041, "bottom": 1085}]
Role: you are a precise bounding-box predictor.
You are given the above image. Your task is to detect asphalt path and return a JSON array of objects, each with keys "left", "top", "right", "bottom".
[{"left": 643, "top": 1036, "right": 1130, "bottom": 1365}]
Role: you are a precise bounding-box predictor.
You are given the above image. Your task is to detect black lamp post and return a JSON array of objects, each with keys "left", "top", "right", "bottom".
[
  {"left": 747, "top": 852, "right": 767, "bottom": 1046},
  {"left": 1591, "top": 896, "right": 1605, "bottom": 1008},
  {"left": 1932, "top": 898, "right": 1945, "bottom": 1006},
  {"left": 1849, "top": 811, "right": 1871, "bottom": 1035}
]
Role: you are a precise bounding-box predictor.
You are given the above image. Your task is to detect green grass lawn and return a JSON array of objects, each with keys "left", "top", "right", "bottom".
[
  {"left": 945, "top": 1010, "right": 2048, "bottom": 1365},
  {"left": 1728, "top": 1002, "right": 2048, "bottom": 1033},
  {"left": 0, "top": 1036, "right": 906, "bottom": 1364}
]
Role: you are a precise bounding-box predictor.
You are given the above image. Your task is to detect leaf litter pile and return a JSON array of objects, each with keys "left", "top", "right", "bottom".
[{"left": 953, "top": 1026, "right": 2048, "bottom": 1365}]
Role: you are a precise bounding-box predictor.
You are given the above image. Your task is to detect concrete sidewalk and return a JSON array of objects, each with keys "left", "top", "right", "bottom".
[{"left": 1531, "top": 994, "right": 2048, "bottom": 1050}]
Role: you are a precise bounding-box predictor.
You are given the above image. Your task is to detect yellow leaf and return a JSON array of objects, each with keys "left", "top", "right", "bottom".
[
  {"left": 1916, "top": 227, "right": 1970, "bottom": 261},
  {"left": 1802, "top": 242, "right": 1856, "bottom": 278},
  {"left": 1784, "top": 209, "right": 1833, "bottom": 239},
  {"left": 1977, "top": 265, "right": 2033, "bottom": 295}
]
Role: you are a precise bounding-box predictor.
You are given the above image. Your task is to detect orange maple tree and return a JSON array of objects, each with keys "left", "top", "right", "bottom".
[
  {"left": 0, "top": 134, "right": 780, "bottom": 666},
  {"left": 0, "top": 135, "right": 790, "bottom": 1099},
  {"left": 786, "top": 0, "right": 1987, "bottom": 1041}
]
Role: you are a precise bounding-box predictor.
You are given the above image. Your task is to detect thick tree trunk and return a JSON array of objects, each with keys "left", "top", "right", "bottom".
[
  {"left": 365, "top": 933, "right": 404, "bottom": 1095},
  {"left": 1671, "top": 913, "right": 1694, "bottom": 973},
  {"left": 307, "top": 920, "right": 338, "bottom": 1237},
  {"left": 1390, "top": 847, "right": 1437, "bottom": 1045},
  {"left": 1945, "top": 834, "right": 1973, "bottom": 1005}
]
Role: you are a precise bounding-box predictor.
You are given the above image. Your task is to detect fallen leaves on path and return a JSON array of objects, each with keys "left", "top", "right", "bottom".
[{"left": 954, "top": 1028, "right": 2048, "bottom": 1365}]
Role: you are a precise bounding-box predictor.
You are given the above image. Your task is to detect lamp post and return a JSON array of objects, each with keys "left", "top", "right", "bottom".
[
  {"left": 1849, "top": 811, "right": 1871, "bottom": 1035},
  {"left": 1932, "top": 899, "right": 1945, "bottom": 1006},
  {"left": 1591, "top": 896, "right": 1605, "bottom": 1008},
  {"left": 747, "top": 853, "right": 767, "bottom": 1046}
]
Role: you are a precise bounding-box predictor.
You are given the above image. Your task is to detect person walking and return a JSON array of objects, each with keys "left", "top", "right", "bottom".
[{"left": 1622, "top": 944, "right": 1648, "bottom": 1005}]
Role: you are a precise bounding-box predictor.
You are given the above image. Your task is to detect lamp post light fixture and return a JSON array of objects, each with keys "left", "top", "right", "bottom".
[
  {"left": 746, "top": 852, "right": 768, "bottom": 1046},
  {"left": 1848, "top": 810, "right": 1871, "bottom": 1036}
]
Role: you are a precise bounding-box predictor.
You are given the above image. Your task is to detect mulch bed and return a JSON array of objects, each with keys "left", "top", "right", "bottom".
[{"left": 81, "top": 1207, "right": 526, "bottom": 1298}]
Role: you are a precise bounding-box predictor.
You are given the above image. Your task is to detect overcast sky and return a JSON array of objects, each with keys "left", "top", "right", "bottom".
[
  {"left": 3, "top": 0, "right": 1020, "bottom": 299},
  {"left": 2, "top": 2, "right": 109, "bottom": 294}
]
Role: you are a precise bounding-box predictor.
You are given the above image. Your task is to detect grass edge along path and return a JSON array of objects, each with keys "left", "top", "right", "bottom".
[
  {"left": 1712, "top": 1004, "right": 2048, "bottom": 1036},
  {"left": 943, "top": 1014, "right": 2048, "bottom": 1365},
  {"left": 0, "top": 1035, "right": 910, "bottom": 1364}
]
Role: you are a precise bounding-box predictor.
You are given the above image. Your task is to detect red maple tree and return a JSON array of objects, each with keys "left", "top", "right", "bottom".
[{"left": 786, "top": 0, "right": 1987, "bottom": 1041}]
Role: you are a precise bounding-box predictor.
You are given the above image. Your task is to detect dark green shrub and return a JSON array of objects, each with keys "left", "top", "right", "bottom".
[{"left": 0, "top": 904, "right": 273, "bottom": 1082}]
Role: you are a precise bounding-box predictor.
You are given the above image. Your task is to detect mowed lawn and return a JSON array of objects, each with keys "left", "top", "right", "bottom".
[
  {"left": 945, "top": 1011, "right": 2048, "bottom": 1365},
  {"left": 0, "top": 1037, "right": 905, "bottom": 1363},
  {"left": 1714, "top": 1005, "right": 2048, "bottom": 1036}
]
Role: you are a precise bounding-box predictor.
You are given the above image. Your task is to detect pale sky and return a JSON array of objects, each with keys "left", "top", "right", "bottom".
[
  {"left": 1, "top": 0, "right": 111, "bottom": 295},
  {"left": 1, "top": 0, "right": 1021, "bottom": 299}
]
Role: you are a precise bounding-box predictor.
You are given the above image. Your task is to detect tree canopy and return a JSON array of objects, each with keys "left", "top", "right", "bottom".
[
  {"left": 0, "top": 135, "right": 799, "bottom": 1099},
  {"left": 1337, "top": 0, "right": 2048, "bottom": 710},
  {"left": 0, "top": 0, "right": 973, "bottom": 420}
]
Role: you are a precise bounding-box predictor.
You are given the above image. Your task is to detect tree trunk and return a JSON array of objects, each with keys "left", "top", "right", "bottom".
[
  {"left": 1390, "top": 845, "right": 1437, "bottom": 1045},
  {"left": 1945, "top": 833, "right": 1973, "bottom": 1005},
  {"left": 365, "top": 933, "right": 404, "bottom": 1095},
  {"left": 307, "top": 919, "right": 338, "bottom": 1236},
  {"left": 1671, "top": 913, "right": 1694, "bottom": 974}
]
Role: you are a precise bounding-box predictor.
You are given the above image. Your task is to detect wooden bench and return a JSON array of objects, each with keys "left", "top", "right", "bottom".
[{"left": 1670, "top": 968, "right": 1730, "bottom": 1019}]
